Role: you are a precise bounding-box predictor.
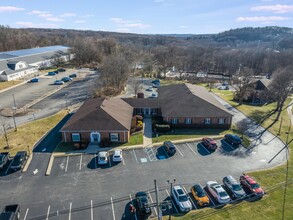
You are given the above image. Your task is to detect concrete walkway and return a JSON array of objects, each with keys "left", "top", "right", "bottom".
[
  {"left": 287, "top": 98, "right": 293, "bottom": 126},
  {"left": 143, "top": 116, "right": 153, "bottom": 147}
]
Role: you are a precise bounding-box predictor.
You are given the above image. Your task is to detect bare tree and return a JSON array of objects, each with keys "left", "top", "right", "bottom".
[
  {"left": 234, "top": 67, "right": 254, "bottom": 105},
  {"left": 130, "top": 80, "right": 143, "bottom": 97},
  {"left": 0, "top": 117, "right": 10, "bottom": 149},
  {"left": 50, "top": 54, "right": 65, "bottom": 68},
  {"left": 236, "top": 119, "right": 250, "bottom": 138}
]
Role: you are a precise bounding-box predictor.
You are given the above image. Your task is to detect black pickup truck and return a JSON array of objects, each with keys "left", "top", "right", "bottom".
[
  {"left": 0, "top": 204, "right": 20, "bottom": 220},
  {"left": 0, "top": 152, "right": 10, "bottom": 170}
]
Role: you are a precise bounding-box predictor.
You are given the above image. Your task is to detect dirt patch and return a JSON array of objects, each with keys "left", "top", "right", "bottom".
[{"left": 0, "top": 108, "right": 38, "bottom": 117}]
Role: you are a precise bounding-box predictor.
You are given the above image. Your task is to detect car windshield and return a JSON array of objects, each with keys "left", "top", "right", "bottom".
[
  {"left": 195, "top": 186, "right": 206, "bottom": 197},
  {"left": 251, "top": 183, "right": 260, "bottom": 189},
  {"left": 219, "top": 191, "right": 228, "bottom": 197},
  {"left": 100, "top": 157, "right": 106, "bottom": 160},
  {"left": 178, "top": 195, "right": 188, "bottom": 202},
  {"left": 232, "top": 184, "right": 242, "bottom": 191}
]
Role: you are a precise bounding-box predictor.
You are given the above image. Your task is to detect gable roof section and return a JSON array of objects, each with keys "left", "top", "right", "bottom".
[
  {"left": 61, "top": 98, "right": 133, "bottom": 132},
  {"left": 157, "top": 83, "right": 232, "bottom": 118}
]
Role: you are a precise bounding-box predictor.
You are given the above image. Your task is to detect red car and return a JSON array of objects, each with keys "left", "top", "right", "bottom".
[
  {"left": 240, "top": 174, "right": 264, "bottom": 196},
  {"left": 202, "top": 137, "right": 218, "bottom": 150}
]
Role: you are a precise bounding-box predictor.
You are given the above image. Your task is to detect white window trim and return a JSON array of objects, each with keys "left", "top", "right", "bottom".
[
  {"left": 185, "top": 118, "right": 192, "bottom": 124},
  {"left": 218, "top": 118, "right": 225, "bottom": 124},
  {"left": 172, "top": 118, "right": 178, "bottom": 124},
  {"left": 204, "top": 118, "right": 211, "bottom": 125},
  {"left": 72, "top": 133, "right": 80, "bottom": 142},
  {"left": 110, "top": 133, "right": 119, "bottom": 142}
]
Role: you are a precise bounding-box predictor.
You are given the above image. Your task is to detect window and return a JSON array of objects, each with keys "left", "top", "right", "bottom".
[
  {"left": 72, "top": 133, "right": 80, "bottom": 142},
  {"left": 110, "top": 133, "right": 119, "bottom": 142},
  {"left": 204, "top": 118, "right": 211, "bottom": 124},
  {"left": 171, "top": 118, "right": 178, "bottom": 124},
  {"left": 185, "top": 118, "right": 192, "bottom": 124},
  {"left": 218, "top": 118, "right": 225, "bottom": 124}
]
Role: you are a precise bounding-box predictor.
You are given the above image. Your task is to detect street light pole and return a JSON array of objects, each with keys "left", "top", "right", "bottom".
[
  {"left": 154, "top": 179, "right": 160, "bottom": 220},
  {"left": 167, "top": 179, "right": 176, "bottom": 220}
]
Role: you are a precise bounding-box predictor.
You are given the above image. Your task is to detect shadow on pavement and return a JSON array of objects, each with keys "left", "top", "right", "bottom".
[
  {"left": 197, "top": 143, "right": 213, "bottom": 156},
  {"left": 33, "top": 113, "right": 73, "bottom": 153},
  {"left": 156, "top": 146, "right": 170, "bottom": 160},
  {"left": 220, "top": 140, "right": 239, "bottom": 152}
]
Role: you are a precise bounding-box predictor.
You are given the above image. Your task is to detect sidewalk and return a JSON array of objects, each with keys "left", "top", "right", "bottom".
[{"left": 143, "top": 117, "right": 153, "bottom": 147}]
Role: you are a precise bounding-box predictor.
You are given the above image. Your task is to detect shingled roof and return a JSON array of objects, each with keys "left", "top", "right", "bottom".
[
  {"left": 157, "top": 83, "right": 232, "bottom": 118},
  {"left": 60, "top": 98, "right": 133, "bottom": 132}
]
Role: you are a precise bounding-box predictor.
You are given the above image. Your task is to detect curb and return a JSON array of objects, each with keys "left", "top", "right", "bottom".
[
  {"left": 22, "top": 154, "right": 33, "bottom": 173},
  {"left": 45, "top": 154, "right": 54, "bottom": 176}
]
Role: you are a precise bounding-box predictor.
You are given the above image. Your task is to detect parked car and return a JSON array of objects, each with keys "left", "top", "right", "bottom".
[
  {"left": 206, "top": 181, "right": 231, "bottom": 204},
  {"left": 135, "top": 191, "right": 152, "bottom": 217},
  {"left": 57, "top": 68, "right": 66, "bottom": 72},
  {"left": 152, "top": 83, "right": 160, "bottom": 88},
  {"left": 98, "top": 151, "right": 108, "bottom": 165},
  {"left": 163, "top": 141, "right": 176, "bottom": 156},
  {"left": 218, "top": 85, "right": 229, "bottom": 90},
  {"left": 171, "top": 185, "right": 192, "bottom": 212},
  {"left": 61, "top": 77, "right": 72, "bottom": 82},
  {"left": 29, "top": 78, "right": 40, "bottom": 83},
  {"left": 146, "top": 86, "right": 153, "bottom": 92},
  {"left": 112, "top": 149, "right": 123, "bottom": 162},
  {"left": 10, "top": 151, "right": 27, "bottom": 171},
  {"left": 224, "top": 134, "right": 242, "bottom": 146},
  {"left": 0, "top": 152, "right": 10, "bottom": 170},
  {"left": 202, "top": 137, "right": 218, "bottom": 150},
  {"left": 191, "top": 184, "right": 209, "bottom": 206},
  {"left": 48, "top": 71, "right": 56, "bottom": 76},
  {"left": 223, "top": 175, "right": 246, "bottom": 199},
  {"left": 240, "top": 174, "right": 264, "bottom": 196},
  {"left": 69, "top": 73, "right": 77, "bottom": 78},
  {"left": 54, "top": 80, "right": 64, "bottom": 85},
  {"left": 0, "top": 204, "right": 20, "bottom": 220}
]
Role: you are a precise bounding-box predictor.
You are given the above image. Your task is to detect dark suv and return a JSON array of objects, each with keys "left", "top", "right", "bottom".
[
  {"left": 224, "top": 134, "right": 242, "bottom": 146},
  {"left": 135, "top": 191, "right": 152, "bottom": 217},
  {"left": 163, "top": 141, "right": 176, "bottom": 155},
  {"left": 10, "top": 151, "right": 27, "bottom": 171}
]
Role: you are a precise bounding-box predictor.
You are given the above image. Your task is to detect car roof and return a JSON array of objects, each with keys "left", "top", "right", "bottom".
[
  {"left": 114, "top": 150, "right": 122, "bottom": 156},
  {"left": 193, "top": 184, "right": 204, "bottom": 192},
  {"left": 213, "top": 185, "right": 225, "bottom": 193},
  {"left": 136, "top": 191, "right": 147, "bottom": 197},
  {"left": 99, "top": 151, "right": 107, "bottom": 156},
  {"left": 225, "top": 175, "right": 238, "bottom": 184}
]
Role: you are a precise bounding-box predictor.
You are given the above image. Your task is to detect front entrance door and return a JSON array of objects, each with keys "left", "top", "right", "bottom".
[{"left": 90, "top": 132, "right": 100, "bottom": 143}]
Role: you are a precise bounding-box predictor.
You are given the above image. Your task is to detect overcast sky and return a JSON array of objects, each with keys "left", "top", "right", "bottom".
[{"left": 0, "top": 0, "right": 292, "bottom": 34}]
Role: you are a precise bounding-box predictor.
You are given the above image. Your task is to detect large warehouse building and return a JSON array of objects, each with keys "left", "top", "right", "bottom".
[{"left": 0, "top": 45, "right": 71, "bottom": 81}]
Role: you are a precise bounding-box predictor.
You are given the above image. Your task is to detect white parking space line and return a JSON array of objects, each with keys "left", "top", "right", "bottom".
[
  {"left": 224, "top": 141, "right": 235, "bottom": 151},
  {"left": 65, "top": 156, "right": 69, "bottom": 172},
  {"left": 111, "top": 197, "right": 115, "bottom": 220},
  {"left": 132, "top": 149, "right": 139, "bottom": 164},
  {"left": 174, "top": 144, "right": 184, "bottom": 157},
  {"left": 68, "top": 202, "right": 72, "bottom": 220},
  {"left": 5, "top": 161, "right": 12, "bottom": 175},
  {"left": 202, "top": 185, "right": 215, "bottom": 207},
  {"left": 91, "top": 200, "right": 94, "bottom": 220},
  {"left": 148, "top": 191, "right": 157, "bottom": 216},
  {"left": 162, "top": 147, "right": 169, "bottom": 158},
  {"left": 186, "top": 143, "right": 197, "bottom": 156},
  {"left": 23, "top": 208, "right": 29, "bottom": 220},
  {"left": 182, "top": 186, "right": 197, "bottom": 209},
  {"left": 46, "top": 205, "right": 50, "bottom": 220},
  {"left": 129, "top": 194, "right": 138, "bottom": 220},
  {"left": 109, "top": 157, "right": 112, "bottom": 167},
  {"left": 122, "top": 154, "right": 125, "bottom": 165},
  {"left": 199, "top": 143, "right": 210, "bottom": 154},
  {"left": 79, "top": 155, "right": 82, "bottom": 170},
  {"left": 165, "top": 189, "right": 179, "bottom": 213}
]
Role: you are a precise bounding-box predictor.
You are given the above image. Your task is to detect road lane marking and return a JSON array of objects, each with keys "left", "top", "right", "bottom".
[
  {"left": 148, "top": 191, "right": 157, "bottom": 216},
  {"left": 79, "top": 155, "right": 82, "bottom": 170},
  {"left": 129, "top": 194, "right": 138, "bottom": 220},
  {"left": 65, "top": 156, "right": 69, "bottom": 172},
  {"left": 132, "top": 149, "right": 138, "bottom": 164},
  {"left": 174, "top": 144, "right": 184, "bottom": 157},
  {"left": 111, "top": 197, "right": 115, "bottom": 220},
  {"left": 186, "top": 143, "right": 197, "bottom": 156},
  {"left": 5, "top": 161, "right": 12, "bottom": 175},
  {"left": 199, "top": 143, "right": 210, "bottom": 154},
  {"left": 68, "top": 202, "right": 72, "bottom": 220},
  {"left": 23, "top": 208, "right": 29, "bottom": 220},
  {"left": 165, "top": 189, "right": 178, "bottom": 213},
  {"left": 182, "top": 186, "right": 197, "bottom": 209},
  {"left": 46, "top": 205, "right": 50, "bottom": 220},
  {"left": 91, "top": 200, "right": 93, "bottom": 220}
]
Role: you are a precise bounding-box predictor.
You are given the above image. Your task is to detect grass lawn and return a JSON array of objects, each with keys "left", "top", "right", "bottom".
[
  {"left": 0, "top": 110, "right": 68, "bottom": 156},
  {"left": 167, "top": 86, "right": 293, "bottom": 220},
  {"left": 0, "top": 80, "right": 23, "bottom": 91},
  {"left": 120, "top": 132, "right": 143, "bottom": 146},
  {"left": 54, "top": 142, "right": 77, "bottom": 152}
]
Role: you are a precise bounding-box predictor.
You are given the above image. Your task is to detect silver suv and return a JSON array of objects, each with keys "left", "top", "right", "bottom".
[
  {"left": 171, "top": 185, "right": 192, "bottom": 212},
  {"left": 223, "top": 175, "right": 246, "bottom": 199}
]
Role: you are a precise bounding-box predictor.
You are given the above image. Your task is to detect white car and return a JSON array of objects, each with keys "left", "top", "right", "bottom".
[
  {"left": 112, "top": 149, "right": 123, "bottom": 162},
  {"left": 98, "top": 151, "right": 108, "bottom": 165},
  {"left": 206, "top": 181, "right": 231, "bottom": 204},
  {"left": 171, "top": 185, "right": 192, "bottom": 212}
]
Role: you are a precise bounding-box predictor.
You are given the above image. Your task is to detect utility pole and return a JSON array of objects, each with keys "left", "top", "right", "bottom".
[
  {"left": 167, "top": 179, "right": 176, "bottom": 220},
  {"left": 154, "top": 179, "right": 160, "bottom": 220}
]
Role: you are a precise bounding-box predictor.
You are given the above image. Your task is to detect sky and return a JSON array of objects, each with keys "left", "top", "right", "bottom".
[{"left": 0, "top": 0, "right": 293, "bottom": 34}]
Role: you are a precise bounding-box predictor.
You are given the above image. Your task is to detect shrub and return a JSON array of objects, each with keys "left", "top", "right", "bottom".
[
  {"left": 155, "top": 124, "right": 171, "bottom": 133},
  {"left": 135, "top": 115, "right": 143, "bottom": 122},
  {"left": 136, "top": 125, "right": 143, "bottom": 132},
  {"left": 137, "top": 121, "right": 143, "bottom": 126}
]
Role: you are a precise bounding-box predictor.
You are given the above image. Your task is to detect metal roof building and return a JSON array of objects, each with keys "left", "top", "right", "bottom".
[{"left": 0, "top": 45, "right": 71, "bottom": 81}]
